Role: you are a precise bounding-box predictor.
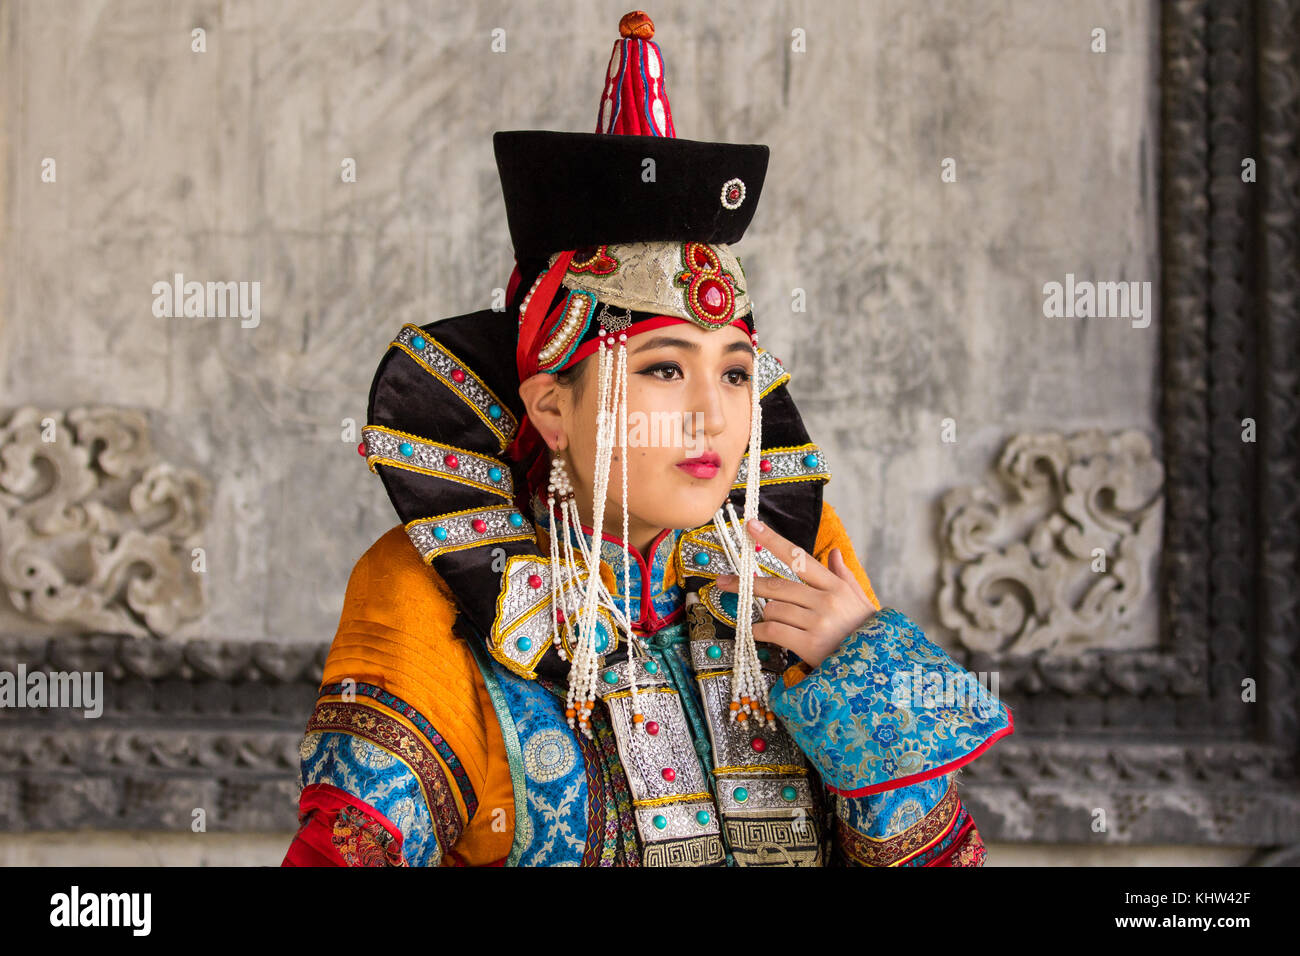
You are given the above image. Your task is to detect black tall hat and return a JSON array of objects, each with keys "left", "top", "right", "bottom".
[{"left": 362, "top": 11, "right": 831, "bottom": 685}]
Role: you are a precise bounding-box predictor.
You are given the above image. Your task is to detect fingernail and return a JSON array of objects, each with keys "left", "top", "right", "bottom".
[{"left": 748, "top": 518, "right": 765, "bottom": 532}]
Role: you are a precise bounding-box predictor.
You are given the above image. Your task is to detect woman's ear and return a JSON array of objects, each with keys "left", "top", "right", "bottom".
[{"left": 518, "top": 372, "right": 566, "bottom": 450}]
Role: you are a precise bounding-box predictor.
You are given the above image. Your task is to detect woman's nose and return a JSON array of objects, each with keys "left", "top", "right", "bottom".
[{"left": 689, "top": 382, "right": 729, "bottom": 438}]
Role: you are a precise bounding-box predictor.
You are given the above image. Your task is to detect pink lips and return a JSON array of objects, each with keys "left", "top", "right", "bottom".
[{"left": 677, "top": 450, "right": 721, "bottom": 478}]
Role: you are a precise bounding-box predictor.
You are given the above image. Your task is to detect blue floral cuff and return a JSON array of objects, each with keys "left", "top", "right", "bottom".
[{"left": 769, "top": 607, "right": 1013, "bottom": 796}]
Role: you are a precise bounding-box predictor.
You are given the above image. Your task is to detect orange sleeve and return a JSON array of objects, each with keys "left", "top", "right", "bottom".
[
  {"left": 780, "top": 498, "right": 881, "bottom": 688},
  {"left": 305, "top": 525, "right": 514, "bottom": 866}
]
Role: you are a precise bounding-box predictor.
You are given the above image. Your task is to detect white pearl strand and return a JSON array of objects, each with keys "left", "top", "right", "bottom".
[
  {"left": 560, "top": 329, "right": 641, "bottom": 739},
  {"left": 614, "top": 336, "right": 652, "bottom": 723},
  {"left": 715, "top": 333, "right": 771, "bottom": 727},
  {"left": 547, "top": 457, "right": 637, "bottom": 660},
  {"left": 548, "top": 442, "right": 636, "bottom": 735}
]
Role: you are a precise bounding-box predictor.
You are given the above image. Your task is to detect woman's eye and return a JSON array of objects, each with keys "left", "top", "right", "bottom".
[
  {"left": 637, "top": 363, "right": 752, "bottom": 384},
  {"left": 640, "top": 363, "right": 682, "bottom": 381}
]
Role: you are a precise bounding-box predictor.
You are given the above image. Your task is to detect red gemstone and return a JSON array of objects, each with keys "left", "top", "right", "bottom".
[
  {"left": 756, "top": 545, "right": 763, "bottom": 552},
  {"left": 700, "top": 279, "right": 725, "bottom": 313},
  {"left": 356, "top": 442, "right": 366, "bottom": 456},
  {"left": 472, "top": 519, "right": 487, "bottom": 533},
  {"left": 451, "top": 368, "right": 466, "bottom": 383},
  {"left": 527, "top": 574, "right": 543, "bottom": 589},
  {"left": 759, "top": 458, "right": 772, "bottom": 473},
  {"left": 661, "top": 767, "right": 676, "bottom": 782},
  {"left": 750, "top": 737, "right": 767, "bottom": 753},
  {"left": 645, "top": 720, "right": 659, "bottom": 735},
  {"left": 444, "top": 454, "right": 459, "bottom": 468}
]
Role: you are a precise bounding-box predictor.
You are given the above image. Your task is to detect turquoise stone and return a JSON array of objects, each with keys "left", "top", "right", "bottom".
[
  {"left": 432, "top": 525, "right": 448, "bottom": 541},
  {"left": 488, "top": 404, "right": 502, "bottom": 419},
  {"left": 410, "top": 335, "right": 426, "bottom": 350},
  {"left": 488, "top": 467, "right": 502, "bottom": 482},
  {"left": 803, "top": 453, "right": 819, "bottom": 468},
  {"left": 696, "top": 811, "right": 710, "bottom": 825},
  {"left": 693, "top": 551, "right": 711, "bottom": 566},
  {"left": 706, "top": 644, "right": 722, "bottom": 660},
  {"left": 733, "top": 786, "right": 749, "bottom": 802},
  {"left": 398, "top": 442, "right": 414, "bottom": 457},
  {"left": 508, "top": 512, "right": 524, "bottom": 527},
  {"left": 757, "top": 647, "right": 770, "bottom": 661},
  {"left": 595, "top": 632, "right": 608, "bottom": 652},
  {"left": 782, "top": 785, "right": 797, "bottom": 801},
  {"left": 653, "top": 815, "right": 667, "bottom": 830},
  {"left": 644, "top": 660, "right": 659, "bottom": 674},
  {"left": 516, "top": 636, "right": 532, "bottom": 651},
  {"left": 603, "top": 670, "right": 619, "bottom": 684}
]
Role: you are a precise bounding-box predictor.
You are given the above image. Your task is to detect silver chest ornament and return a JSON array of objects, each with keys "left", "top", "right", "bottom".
[{"left": 595, "top": 528, "right": 825, "bottom": 866}]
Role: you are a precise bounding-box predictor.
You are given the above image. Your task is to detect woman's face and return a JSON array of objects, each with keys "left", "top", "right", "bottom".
[{"left": 522, "top": 320, "right": 756, "bottom": 542}]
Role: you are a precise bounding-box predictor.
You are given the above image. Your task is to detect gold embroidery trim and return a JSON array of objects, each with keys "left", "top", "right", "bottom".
[
  {"left": 632, "top": 791, "right": 713, "bottom": 808},
  {"left": 363, "top": 424, "right": 514, "bottom": 498},
  {"left": 391, "top": 326, "right": 516, "bottom": 451}
]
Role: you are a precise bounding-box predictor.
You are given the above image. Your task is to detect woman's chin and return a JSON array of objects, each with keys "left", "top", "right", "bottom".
[{"left": 655, "top": 487, "right": 732, "bottom": 529}]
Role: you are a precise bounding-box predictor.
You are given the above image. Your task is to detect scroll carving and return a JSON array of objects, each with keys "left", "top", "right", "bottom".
[
  {"left": 937, "top": 430, "right": 1164, "bottom": 656},
  {"left": 0, "top": 406, "right": 210, "bottom": 638}
]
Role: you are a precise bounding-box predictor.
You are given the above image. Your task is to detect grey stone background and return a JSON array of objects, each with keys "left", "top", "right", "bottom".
[{"left": 0, "top": 0, "right": 1226, "bottom": 863}]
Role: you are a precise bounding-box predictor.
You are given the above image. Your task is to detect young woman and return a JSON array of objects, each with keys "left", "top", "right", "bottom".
[{"left": 282, "top": 12, "right": 1012, "bottom": 868}]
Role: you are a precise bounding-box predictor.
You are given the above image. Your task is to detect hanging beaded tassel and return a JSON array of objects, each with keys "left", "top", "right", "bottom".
[
  {"left": 613, "top": 330, "right": 650, "bottom": 732},
  {"left": 557, "top": 324, "right": 647, "bottom": 738},
  {"left": 715, "top": 329, "right": 776, "bottom": 729}
]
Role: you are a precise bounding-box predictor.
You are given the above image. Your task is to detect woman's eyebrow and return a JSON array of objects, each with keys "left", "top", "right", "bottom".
[{"left": 632, "top": 335, "right": 754, "bottom": 355}]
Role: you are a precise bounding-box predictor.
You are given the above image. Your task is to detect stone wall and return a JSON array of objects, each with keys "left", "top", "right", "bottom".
[{"left": 4, "top": 0, "right": 1291, "bottom": 866}]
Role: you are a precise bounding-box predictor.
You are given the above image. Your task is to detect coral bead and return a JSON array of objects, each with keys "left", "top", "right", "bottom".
[
  {"left": 472, "top": 519, "right": 487, "bottom": 533},
  {"left": 751, "top": 737, "right": 767, "bottom": 753},
  {"left": 444, "top": 454, "right": 459, "bottom": 468},
  {"left": 645, "top": 721, "right": 659, "bottom": 735},
  {"left": 527, "top": 574, "right": 543, "bottom": 589},
  {"left": 451, "top": 368, "right": 466, "bottom": 383},
  {"left": 661, "top": 767, "right": 676, "bottom": 782}
]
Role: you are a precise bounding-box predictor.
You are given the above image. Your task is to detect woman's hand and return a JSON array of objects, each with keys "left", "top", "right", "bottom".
[{"left": 713, "top": 517, "right": 879, "bottom": 670}]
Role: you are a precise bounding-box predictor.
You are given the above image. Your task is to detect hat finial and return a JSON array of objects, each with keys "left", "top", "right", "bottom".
[
  {"left": 619, "top": 10, "right": 655, "bottom": 39},
  {"left": 597, "top": 10, "right": 675, "bottom": 136}
]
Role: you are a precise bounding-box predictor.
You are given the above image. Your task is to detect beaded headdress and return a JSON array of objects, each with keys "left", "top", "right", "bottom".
[{"left": 363, "top": 11, "right": 831, "bottom": 738}]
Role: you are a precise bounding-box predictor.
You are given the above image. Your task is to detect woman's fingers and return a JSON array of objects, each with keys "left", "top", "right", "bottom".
[
  {"left": 742, "top": 517, "right": 838, "bottom": 589},
  {"left": 830, "top": 548, "right": 881, "bottom": 611},
  {"left": 751, "top": 620, "right": 811, "bottom": 659},
  {"left": 714, "top": 572, "right": 819, "bottom": 609},
  {"left": 751, "top": 598, "right": 815, "bottom": 632}
]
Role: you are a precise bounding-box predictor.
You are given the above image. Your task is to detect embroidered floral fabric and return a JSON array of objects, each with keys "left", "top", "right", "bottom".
[{"left": 769, "top": 608, "right": 1013, "bottom": 796}]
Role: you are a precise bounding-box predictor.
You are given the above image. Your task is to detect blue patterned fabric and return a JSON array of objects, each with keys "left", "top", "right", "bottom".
[
  {"left": 299, "top": 731, "right": 442, "bottom": 866},
  {"left": 838, "top": 772, "right": 951, "bottom": 839},
  {"left": 486, "top": 658, "right": 591, "bottom": 866},
  {"left": 769, "top": 608, "right": 1012, "bottom": 795}
]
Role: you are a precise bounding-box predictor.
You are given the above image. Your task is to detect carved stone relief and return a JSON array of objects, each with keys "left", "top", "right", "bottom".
[
  {"left": 937, "top": 429, "right": 1164, "bottom": 656},
  {"left": 0, "top": 407, "right": 210, "bottom": 638}
]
